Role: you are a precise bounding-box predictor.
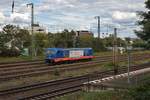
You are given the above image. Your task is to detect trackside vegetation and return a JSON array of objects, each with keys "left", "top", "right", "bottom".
[
  {"left": 58, "top": 78, "right": 150, "bottom": 100},
  {"left": 56, "top": 91, "right": 130, "bottom": 100}
]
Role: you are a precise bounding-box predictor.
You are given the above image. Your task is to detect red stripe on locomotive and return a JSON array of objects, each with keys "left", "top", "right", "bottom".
[{"left": 54, "top": 56, "right": 95, "bottom": 62}]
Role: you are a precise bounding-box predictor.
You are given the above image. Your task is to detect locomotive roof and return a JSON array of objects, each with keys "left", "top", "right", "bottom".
[
  {"left": 46, "top": 48, "right": 92, "bottom": 51},
  {"left": 64, "top": 48, "right": 92, "bottom": 50}
]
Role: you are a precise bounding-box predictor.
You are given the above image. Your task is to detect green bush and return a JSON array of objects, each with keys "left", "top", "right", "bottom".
[
  {"left": 0, "top": 48, "right": 20, "bottom": 57},
  {"left": 129, "top": 83, "right": 150, "bottom": 100}
]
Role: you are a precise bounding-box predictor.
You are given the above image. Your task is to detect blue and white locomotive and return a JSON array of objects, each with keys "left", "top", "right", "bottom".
[{"left": 45, "top": 48, "right": 94, "bottom": 64}]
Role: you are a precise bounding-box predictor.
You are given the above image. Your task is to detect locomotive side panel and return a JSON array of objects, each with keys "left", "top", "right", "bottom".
[
  {"left": 45, "top": 48, "right": 94, "bottom": 64},
  {"left": 69, "top": 50, "right": 84, "bottom": 58}
]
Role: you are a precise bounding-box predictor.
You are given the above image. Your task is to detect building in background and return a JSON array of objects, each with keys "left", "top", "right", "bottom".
[
  {"left": 76, "top": 30, "right": 93, "bottom": 37},
  {"left": 24, "top": 23, "right": 47, "bottom": 33}
]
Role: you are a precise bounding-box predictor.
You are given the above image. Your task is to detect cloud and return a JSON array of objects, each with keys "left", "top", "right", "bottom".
[
  {"left": 112, "top": 11, "right": 137, "bottom": 20},
  {"left": 10, "top": 12, "right": 30, "bottom": 24},
  {"left": 0, "top": 12, "right": 5, "bottom": 23},
  {"left": 0, "top": 0, "right": 147, "bottom": 37}
]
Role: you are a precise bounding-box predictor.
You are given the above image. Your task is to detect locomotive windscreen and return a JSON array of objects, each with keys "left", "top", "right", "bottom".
[{"left": 46, "top": 50, "right": 56, "bottom": 55}]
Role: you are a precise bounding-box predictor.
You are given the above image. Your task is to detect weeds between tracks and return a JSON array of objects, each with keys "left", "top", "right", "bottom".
[
  {"left": 0, "top": 55, "right": 149, "bottom": 91},
  {"left": 1, "top": 62, "right": 149, "bottom": 100}
]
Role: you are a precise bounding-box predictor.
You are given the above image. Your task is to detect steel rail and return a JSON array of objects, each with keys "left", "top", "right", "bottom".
[
  {"left": 18, "top": 63, "right": 150, "bottom": 100},
  {"left": 0, "top": 55, "right": 149, "bottom": 81},
  {"left": 0, "top": 62, "right": 149, "bottom": 100}
]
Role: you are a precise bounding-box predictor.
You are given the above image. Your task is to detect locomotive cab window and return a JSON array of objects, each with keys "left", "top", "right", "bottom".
[
  {"left": 46, "top": 50, "right": 56, "bottom": 55},
  {"left": 57, "top": 51, "right": 61, "bottom": 54}
]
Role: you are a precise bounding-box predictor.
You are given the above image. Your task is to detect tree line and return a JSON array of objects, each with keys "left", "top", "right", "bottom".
[{"left": 0, "top": 24, "right": 147, "bottom": 57}]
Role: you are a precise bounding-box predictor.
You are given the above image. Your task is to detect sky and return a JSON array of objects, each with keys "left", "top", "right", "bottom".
[{"left": 0, "top": 0, "right": 147, "bottom": 38}]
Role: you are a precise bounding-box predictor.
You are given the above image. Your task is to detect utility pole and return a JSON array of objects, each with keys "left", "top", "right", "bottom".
[
  {"left": 95, "top": 16, "right": 101, "bottom": 38},
  {"left": 27, "top": 3, "right": 35, "bottom": 58},
  {"left": 113, "top": 28, "right": 118, "bottom": 75},
  {"left": 127, "top": 49, "right": 131, "bottom": 83},
  {"left": 127, "top": 39, "right": 133, "bottom": 84},
  {"left": 73, "top": 31, "right": 80, "bottom": 48}
]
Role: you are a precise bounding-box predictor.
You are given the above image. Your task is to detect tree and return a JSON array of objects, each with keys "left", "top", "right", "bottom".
[
  {"left": 0, "top": 32, "right": 8, "bottom": 51},
  {"left": 18, "top": 29, "right": 31, "bottom": 48},
  {"left": 2, "top": 24, "right": 30, "bottom": 50},
  {"left": 78, "top": 35, "right": 93, "bottom": 48},
  {"left": 132, "top": 39, "right": 146, "bottom": 48},
  {"left": 47, "top": 32, "right": 55, "bottom": 47},
  {"left": 52, "top": 29, "right": 75, "bottom": 48},
  {"left": 103, "top": 35, "right": 125, "bottom": 47},
  {"left": 129, "top": 83, "right": 150, "bottom": 100},
  {"left": 34, "top": 32, "right": 49, "bottom": 55},
  {"left": 92, "top": 38, "right": 106, "bottom": 52},
  {"left": 1, "top": 25, "right": 18, "bottom": 47},
  {"left": 0, "top": 24, "right": 30, "bottom": 56},
  {"left": 135, "top": 0, "right": 150, "bottom": 48}
]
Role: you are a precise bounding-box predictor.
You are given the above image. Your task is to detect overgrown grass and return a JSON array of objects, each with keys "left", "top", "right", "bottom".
[
  {"left": 57, "top": 91, "right": 131, "bottom": 100},
  {"left": 94, "top": 51, "right": 112, "bottom": 56},
  {"left": 0, "top": 56, "right": 44, "bottom": 63},
  {"left": 58, "top": 64, "right": 150, "bottom": 100},
  {"left": 94, "top": 50, "right": 150, "bottom": 56},
  {"left": 59, "top": 82, "right": 150, "bottom": 100},
  {"left": 0, "top": 63, "right": 105, "bottom": 90},
  {"left": 0, "top": 57, "right": 149, "bottom": 91}
]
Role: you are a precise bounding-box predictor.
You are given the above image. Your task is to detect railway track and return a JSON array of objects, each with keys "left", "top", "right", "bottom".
[
  {"left": 0, "top": 60, "right": 43, "bottom": 68},
  {"left": 0, "top": 62, "right": 149, "bottom": 100},
  {"left": 0, "top": 55, "right": 113, "bottom": 67},
  {"left": 0, "top": 55, "right": 112, "bottom": 70},
  {"left": 0, "top": 53, "right": 149, "bottom": 68},
  {"left": 0, "top": 54, "right": 149, "bottom": 81}
]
